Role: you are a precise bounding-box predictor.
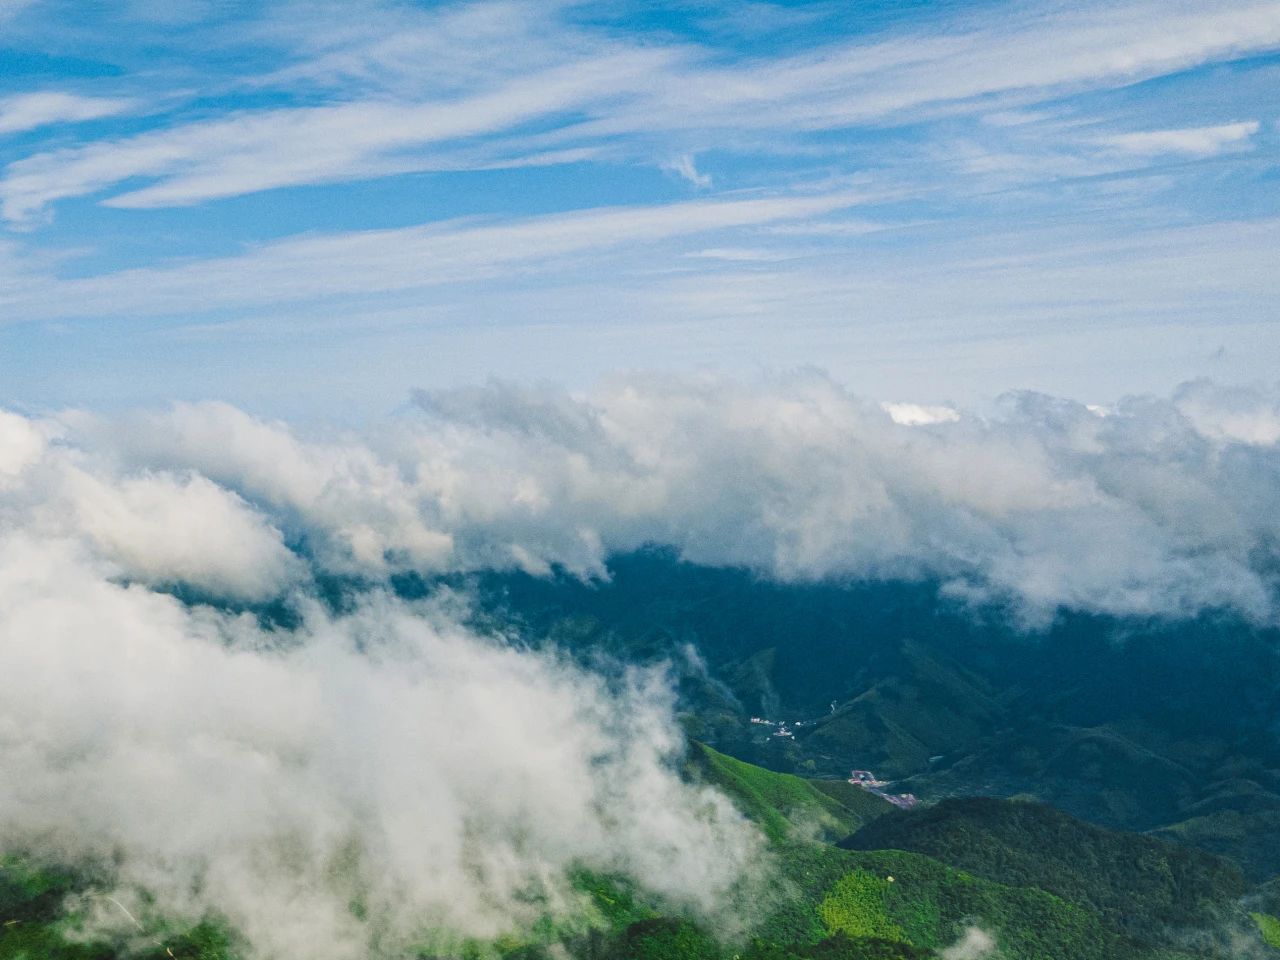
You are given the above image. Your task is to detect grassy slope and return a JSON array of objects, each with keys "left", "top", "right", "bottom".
[
  {"left": 688, "top": 742, "right": 892, "bottom": 843},
  {"left": 1253, "top": 913, "right": 1280, "bottom": 949},
  {"left": 688, "top": 746, "right": 1211, "bottom": 960}
]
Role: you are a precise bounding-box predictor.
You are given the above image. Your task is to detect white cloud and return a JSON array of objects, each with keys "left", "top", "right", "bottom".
[
  {"left": 1099, "top": 120, "right": 1260, "bottom": 156},
  {"left": 0, "top": 408, "right": 47, "bottom": 476},
  {"left": 58, "top": 400, "right": 457, "bottom": 576},
  {"left": 1173, "top": 378, "right": 1280, "bottom": 445},
  {"left": 663, "top": 154, "right": 712, "bottom": 188},
  {"left": 0, "top": 402, "right": 768, "bottom": 951},
  {"left": 246, "top": 0, "right": 593, "bottom": 99},
  {"left": 942, "top": 926, "right": 999, "bottom": 960},
  {"left": 824, "top": 1, "right": 1280, "bottom": 125},
  {"left": 0, "top": 92, "right": 136, "bottom": 136},
  {"left": 49, "top": 375, "right": 1280, "bottom": 625},
  {"left": 0, "top": 415, "right": 300, "bottom": 600},
  {"left": 57, "top": 470, "right": 301, "bottom": 600},
  {"left": 882, "top": 402, "right": 961, "bottom": 425},
  {"left": 687, "top": 247, "right": 795, "bottom": 261}
]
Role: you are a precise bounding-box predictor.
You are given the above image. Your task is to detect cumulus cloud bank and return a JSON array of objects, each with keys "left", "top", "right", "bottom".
[{"left": 43, "top": 372, "right": 1280, "bottom": 623}]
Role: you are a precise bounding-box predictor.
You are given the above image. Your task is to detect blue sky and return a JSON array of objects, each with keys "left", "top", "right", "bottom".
[{"left": 0, "top": 0, "right": 1277, "bottom": 418}]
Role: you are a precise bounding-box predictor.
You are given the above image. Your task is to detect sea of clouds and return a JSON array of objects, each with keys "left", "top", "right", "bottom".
[
  {"left": 18, "top": 371, "right": 1276, "bottom": 621},
  {"left": 1, "top": 372, "right": 1278, "bottom": 957}
]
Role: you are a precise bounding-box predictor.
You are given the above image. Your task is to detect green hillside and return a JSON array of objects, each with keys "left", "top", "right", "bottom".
[
  {"left": 688, "top": 742, "right": 891, "bottom": 842},
  {"left": 457, "top": 551, "right": 1280, "bottom": 880},
  {"left": 841, "top": 797, "right": 1249, "bottom": 941}
]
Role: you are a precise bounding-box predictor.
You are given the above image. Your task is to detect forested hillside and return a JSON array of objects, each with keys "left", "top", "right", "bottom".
[{"left": 460, "top": 550, "right": 1280, "bottom": 880}]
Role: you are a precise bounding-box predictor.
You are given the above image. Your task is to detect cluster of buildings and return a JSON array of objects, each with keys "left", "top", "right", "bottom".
[
  {"left": 750, "top": 716, "right": 812, "bottom": 739},
  {"left": 848, "top": 768, "right": 919, "bottom": 809},
  {"left": 746, "top": 717, "right": 922, "bottom": 810}
]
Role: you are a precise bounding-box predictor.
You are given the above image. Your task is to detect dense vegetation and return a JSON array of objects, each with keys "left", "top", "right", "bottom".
[
  {"left": 0, "top": 854, "right": 237, "bottom": 960},
  {"left": 842, "top": 798, "right": 1248, "bottom": 940},
  {"left": 459, "top": 550, "right": 1280, "bottom": 880}
]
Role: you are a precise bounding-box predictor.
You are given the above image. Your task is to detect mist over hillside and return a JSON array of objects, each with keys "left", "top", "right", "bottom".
[{"left": 2, "top": 374, "right": 1279, "bottom": 958}]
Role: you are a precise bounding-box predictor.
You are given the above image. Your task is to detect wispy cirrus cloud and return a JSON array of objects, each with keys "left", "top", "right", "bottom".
[
  {"left": 3, "top": 0, "right": 1278, "bottom": 222},
  {"left": 0, "top": 188, "right": 866, "bottom": 318},
  {"left": 0, "top": 48, "right": 674, "bottom": 221},
  {"left": 0, "top": 92, "right": 136, "bottom": 136},
  {"left": 601, "top": 1, "right": 1280, "bottom": 134},
  {"left": 243, "top": 0, "right": 590, "bottom": 98},
  {"left": 1098, "top": 120, "right": 1262, "bottom": 157},
  {"left": 662, "top": 154, "right": 712, "bottom": 189},
  {"left": 0, "top": 0, "right": 1277, "bottom": 417}
]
